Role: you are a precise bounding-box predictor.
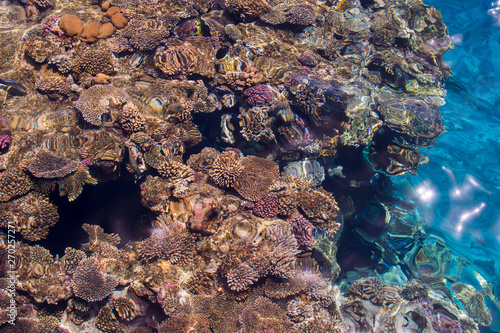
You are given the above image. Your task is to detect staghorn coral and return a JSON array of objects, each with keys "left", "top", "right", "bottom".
[
  {"left": 72, "top": 48, "right": 114, "bottom": 77},
  {"left": 119, "top": 102, "right": 146, "bottom": 133},
  {"left": 71, "top": 257, "right": 119, "bottom": 302},
  {"left": 28, "top": 150, "right": 79, "bottom": 178},
  {"left": 286, "top": 213, "right": 314, "bottom": 247},
  {"left": 0, "top": 168, "right": 32, "bottom": 202},
  {"left": 234, "top": 156, "right": 279, "bottom": 201},
  {"left": 0, "top": 192, "right": 58, "bottom": 242},
  {"left": 75, "top": 85, "right": 131, "bottom": 126},
  {"left": 252, "top": 196, "right": 279, "bottom": 218},
  {"left": 208, "top": 150, "right": 243, "bottom": 187}
]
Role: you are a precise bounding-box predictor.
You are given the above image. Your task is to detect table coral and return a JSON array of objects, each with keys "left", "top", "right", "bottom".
[{"left": 28, "top": 150, "right": 79, "bottom": 178}]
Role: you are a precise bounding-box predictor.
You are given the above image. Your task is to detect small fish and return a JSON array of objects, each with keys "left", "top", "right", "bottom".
[{"left": 0, "top": 78, "right": 27, "bottom": 96}]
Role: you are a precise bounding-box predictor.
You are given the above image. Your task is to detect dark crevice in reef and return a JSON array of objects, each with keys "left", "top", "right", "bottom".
[{"left": 38, "top": 166, "right": 151, "bottom": 257}]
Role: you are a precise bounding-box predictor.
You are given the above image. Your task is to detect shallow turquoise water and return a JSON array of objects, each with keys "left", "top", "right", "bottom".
[{"left": 403, "top": 0, "right": 500, "bottom": 330}]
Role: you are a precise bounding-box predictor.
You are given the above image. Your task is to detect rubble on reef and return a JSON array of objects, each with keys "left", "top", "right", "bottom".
[{"left": 0, "top": 0, "right": 489, "bottom": 331}]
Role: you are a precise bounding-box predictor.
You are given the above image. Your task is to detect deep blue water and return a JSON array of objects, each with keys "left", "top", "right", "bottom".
[{"left": 402, "top": 0, "right": 500, "bottom": 330}]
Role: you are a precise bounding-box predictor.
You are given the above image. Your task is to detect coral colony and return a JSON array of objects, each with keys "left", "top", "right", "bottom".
[{"left": 0, "top": 0, "right": 494, "bottom": 332}]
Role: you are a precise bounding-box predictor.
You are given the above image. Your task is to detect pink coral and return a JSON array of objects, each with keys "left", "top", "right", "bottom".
[
  {"left": 286, "top": 214, "right": 314, "bottom": 247},
  {"left": 43, "top": 15, "right": 64, "bottom": 36},
  {"left": 243, "top": 84, "right": 273, "bottom": 105},
  {"left": 252, "top": 197, "right": 279, "bottom": 218},
  {"left": 0, "top": 135, "right": 10, "bottom": 150}
]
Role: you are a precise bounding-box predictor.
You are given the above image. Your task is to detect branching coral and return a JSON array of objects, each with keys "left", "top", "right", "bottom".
[
  {"left": 400, "top": 279, "right": 429, "bottom": 301},
  {"left": 28, "top": 150, "right": 79, "bottom": 178},
  {"left": 119, "top": 102, "right": 146, "bottom": 133},
  {"left": 252, "top": 197, "right": 279, "bottom": 218},
  {"left": 0, "top": 168, "right": 32, "bottom": 202},
  {"left": 0, "top": 192, "right": 58, "bottom": 242},
  {"left": 71, "top": 257, "right": 119, "bottom": 302},
  {"left": 286, "top": 213, "right": 314, "bottom": 247},
  {"left": 136, "top": 227, "right": 196, "bottom": 266},
  {"left": 239, "top": 296, "right": 295, "bottom": 333},
  {"left": 61, "top": 247, "right": 86, "bottom": 274},
  {"left": 122, "top": 14, "right": 178, "bottom": 51},
  {"left": 159, "top": 313, "right": 211, "bottom": 333},
  {"left": 187, "top": 147, "right": 220, "bottom": 173},
  {"left": 72, "top": 48, "right": 114, "bottom": 77},
  {"left": 208, "top": 150, "right": 243, "bottom": 187},
  {"left": 157, "top": 159, "right": 196, "bottom": 182}
]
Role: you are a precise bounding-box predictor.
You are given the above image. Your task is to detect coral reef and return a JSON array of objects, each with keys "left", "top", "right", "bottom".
[{"left": 0, "top": 0, "right": 484, "bottom": 332}]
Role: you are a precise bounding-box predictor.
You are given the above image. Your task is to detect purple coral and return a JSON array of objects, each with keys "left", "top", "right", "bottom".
[
  {"left": 43, "top": 15, "right": 64, "bottom": 36},
  {"left": 286, "top": 214, "right": 314, "bottom": 247},
  {"left": 243, "top": 84, "right": 273, "bottom": 105},
  {"left": 253, "top": 197, "right": 280, "bottom": 218},
  {"left": 0, "top": 135, "right": 10, "bottom": 150}
]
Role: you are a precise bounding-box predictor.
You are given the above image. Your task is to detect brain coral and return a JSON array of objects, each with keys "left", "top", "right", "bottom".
[
  {"left": 72, "top": 257, "right": 119, "bottom": 302},
  {"left": 28, "top": 150, "right": 79, "bottom": 178},
  {"left": 75, "top": 85, "right": 131, "bottom": 126}
]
